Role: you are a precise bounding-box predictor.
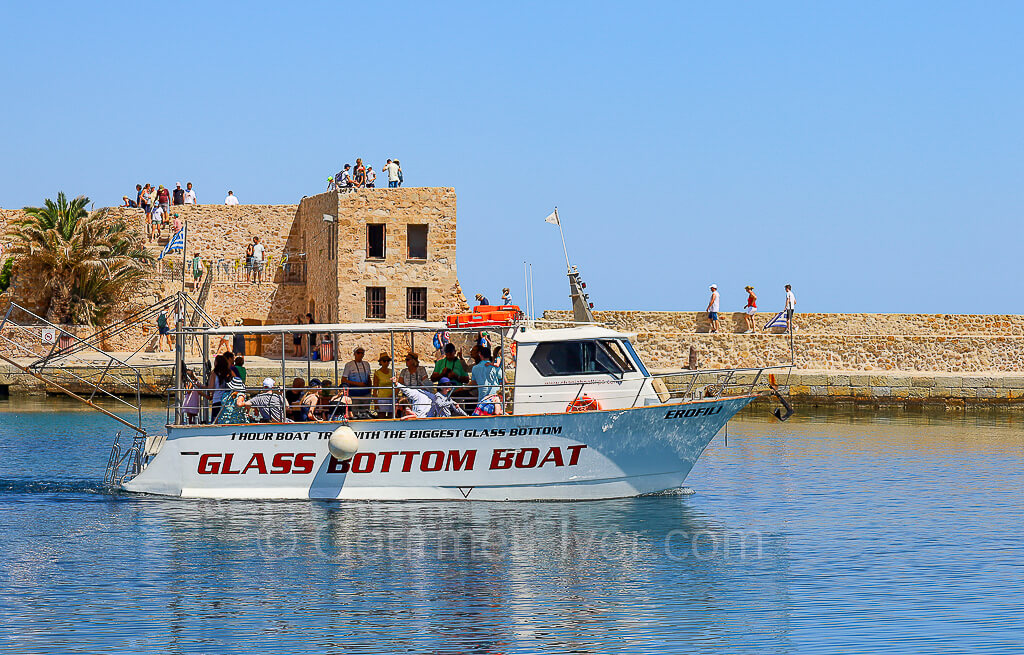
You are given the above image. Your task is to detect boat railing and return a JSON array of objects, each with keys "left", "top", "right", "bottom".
[
  {"left": 163, "top": 364, "right": 790, "bottom": 425},
  {"left": 0, "top": 302, "right": 149, "bottom": 435},
  {"left": 104, "top": 430, "right": 148, "bottom": 487},
  {"left": 645, "top": 365, "right": 792, "bottom": 403}
]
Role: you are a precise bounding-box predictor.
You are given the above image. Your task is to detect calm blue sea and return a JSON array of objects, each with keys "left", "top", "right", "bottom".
[{"left": 1, "top": 398, "right": 1022, "bottom": 654}]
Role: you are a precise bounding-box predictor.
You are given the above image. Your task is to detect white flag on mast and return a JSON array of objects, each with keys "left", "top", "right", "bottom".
[{"left": 544, "top": 210, "right": 559, "bottom": 226}]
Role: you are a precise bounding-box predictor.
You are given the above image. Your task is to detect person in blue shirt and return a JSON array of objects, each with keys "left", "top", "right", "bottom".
[{"left": 470, "top": 346, "right": 503, "bottom": 402}]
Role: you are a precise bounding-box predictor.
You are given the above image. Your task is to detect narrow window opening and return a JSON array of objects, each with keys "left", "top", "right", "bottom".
[
  {"left": 408, "top": 224, "right": 428, "bottom": 259},
  {"left": 367, "top": 224, "right": 386, "bottom": 259}
]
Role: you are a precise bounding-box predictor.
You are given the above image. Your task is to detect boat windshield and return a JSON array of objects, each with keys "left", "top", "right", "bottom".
[{"left": 530, "top": 339, "right": 637, "bottom": 377}]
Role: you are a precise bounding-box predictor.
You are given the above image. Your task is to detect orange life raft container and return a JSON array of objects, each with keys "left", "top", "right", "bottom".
[{"left": 446, "top": 305, "right": 523, "bottom": 328}]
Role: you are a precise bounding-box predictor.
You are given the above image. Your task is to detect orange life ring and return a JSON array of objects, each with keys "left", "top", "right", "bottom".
[{"left": 566, "top": 395, "right": 601, "bottom": 413}]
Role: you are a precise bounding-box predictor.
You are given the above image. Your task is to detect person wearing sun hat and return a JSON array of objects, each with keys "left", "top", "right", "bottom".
[
  {"left": 242, "top": 377, "right": 286, "bottom": 423},
  {"left": 342, "top": 347, "right": 372, "bottom": 415},
  {"left": 373, "top": 352, "right": 394, "bottom": 418},
  {"left": 214, "top": 377, "right": 249, "bottom": 424}
]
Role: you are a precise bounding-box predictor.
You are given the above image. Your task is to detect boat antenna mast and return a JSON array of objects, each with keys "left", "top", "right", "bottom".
[{"left": 545, "top": 207, "right": 595, "bottom": 323}]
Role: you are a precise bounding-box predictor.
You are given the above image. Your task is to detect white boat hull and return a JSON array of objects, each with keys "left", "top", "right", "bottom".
[{"left": 124, "top": 396, "right": 755, "bottom": 500}]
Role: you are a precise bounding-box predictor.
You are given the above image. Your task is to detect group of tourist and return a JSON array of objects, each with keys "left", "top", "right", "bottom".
[
  {"left": 126, "top": 183, "right": 196, "bottom": 242},
  {"left": 179, "top": 349, "right": 280, "bottom": 424},
  {"left": 243, "top": 236, "right": 266, "bottom": 284},
  {"left": 180, "top": 338, "right": 503, "bottom": 425},
  {"left": 328, "top": 158, "right": 403, "bottom": 191},
  {"left": 706, "top": 284, "right": 798, "bottom": 333}
]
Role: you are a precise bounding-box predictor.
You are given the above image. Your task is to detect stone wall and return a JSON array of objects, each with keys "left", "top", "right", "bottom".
[
  {"left": 1, "top": 189, "right": 466, "bottom": 358},
  {"left": 544, "top": 310, "right": 1024, "bottom": 373},
  {"left": 297, "top": 188, "right": 467, "bottom": 325}
]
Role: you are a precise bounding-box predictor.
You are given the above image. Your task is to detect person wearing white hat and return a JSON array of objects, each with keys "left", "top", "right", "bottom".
[
  {"left": 215, "top": 377, "right": 248, "bottom": 424},
  {"left": 706, "top": 284, "right": 721, "bottom": 333},
  {"left": 242, "top": 378, "right": 286, "bottom": 423}
]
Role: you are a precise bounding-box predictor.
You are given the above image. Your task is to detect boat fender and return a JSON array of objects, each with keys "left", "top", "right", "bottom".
[{"left": 328, "top": 425, "right": 359, "bottom": 461}]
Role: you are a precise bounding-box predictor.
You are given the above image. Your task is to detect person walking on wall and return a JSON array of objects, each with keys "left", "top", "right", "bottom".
[
  {"left": 365, "top": 166, "right": 376, "bottom": 188},
  {"left": 706, "top": 284, "right": 721, "bottom": 333},
  {"left": 395, "top": 159, "right": 403, "bottom": 186},
  {"left": 184, "top": 182, "right": 197, "bottom": 204},
  {"left": 785, "top": 284, "right": 797, "bottom": 331},
  {"left": 225, "top": 190, "right": 239, "bottom": 205},
  {"left": 743, "top": 285, "right": 758, "bottom": 333}
]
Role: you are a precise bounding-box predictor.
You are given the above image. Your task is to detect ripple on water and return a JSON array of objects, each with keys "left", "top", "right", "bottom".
[{"left": 1, "top": 404, "right": 1023, "bottom": 654}]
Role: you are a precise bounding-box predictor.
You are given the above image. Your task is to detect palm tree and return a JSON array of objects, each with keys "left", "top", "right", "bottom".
[{"left": 5, "top": 192, "right": 153, "bottom": 324}]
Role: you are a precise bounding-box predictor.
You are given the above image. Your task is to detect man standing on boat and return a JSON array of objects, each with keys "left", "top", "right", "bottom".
[
  {"left": 706, "top": 284, "right": 721, "bottom": 333},
  {"left": 342, "top": 347, "right": 372, "bottom": 414}
]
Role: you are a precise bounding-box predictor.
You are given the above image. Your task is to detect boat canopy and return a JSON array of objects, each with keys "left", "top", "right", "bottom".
[
  {"left": 512, "top": 325, "right": 635, "bottom": 343},
  {"left": 188, "top": 321, "right": 447, "bottom": 335}
]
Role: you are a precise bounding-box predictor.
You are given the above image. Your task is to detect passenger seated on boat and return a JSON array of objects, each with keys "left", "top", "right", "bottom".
[
  {"left": 299, "top": 380, "right": 323, "bottom": 422},
  {"left": 431, "top": 344, "right": 469, "bottom": 388},
  {"left": 215, "top": 377, "right": 249, "bottom": 424},
  {"left": 398, "top": 352, "right": 429, "bottom": 388},
  {"left": 285, "top": 378, "right": 306, "bottom": 421},
  {"left": 394, "top": 378, "right": 468, "bottom": 418},
  {"left": 319, "top": 380, "right": 342, "bottom": 418},
  {"left": 243, "top": 377, "right": 286, "bottom": 423}
]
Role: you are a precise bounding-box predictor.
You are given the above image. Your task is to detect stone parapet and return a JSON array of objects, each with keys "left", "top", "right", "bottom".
[{"left": 544, "top": 310, "right": 1024, "bottom": 373}]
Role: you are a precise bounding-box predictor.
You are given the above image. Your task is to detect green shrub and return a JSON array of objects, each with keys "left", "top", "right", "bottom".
[{"left": 0, "top": 257, "right": 12, "bottom": 293}]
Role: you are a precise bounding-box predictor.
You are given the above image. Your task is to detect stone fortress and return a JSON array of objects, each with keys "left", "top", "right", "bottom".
[
  {"left": 1, "top": 186, "right": 1022, "bottom": 404},
  {"left": 1, "top": 188, "right": 469, "bottom": 358}
]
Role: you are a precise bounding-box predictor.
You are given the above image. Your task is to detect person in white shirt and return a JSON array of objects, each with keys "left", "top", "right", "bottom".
[
  {"left": 385, "top": 159, "right": 400, "bottom": 188},
  {"left": 184, "top": 182, "right": 197, "bottom": 204},
  {"left": 706, "top": 284, "right": 721, "bottom": 333},
  {"left": 251, "top": 236, "right": 266, "bottom": 284},
  {"left": 225, "top": 190, "right": 239, "bottom": 205},
  {"left": 785, "top": 284, "right": 797, "bottom": 331},
  {"left": 365, "top": 166, "right": 376, "bottom": 188},
  {"left": 150, "top": 204, "right": 164, "bottom": 241}
]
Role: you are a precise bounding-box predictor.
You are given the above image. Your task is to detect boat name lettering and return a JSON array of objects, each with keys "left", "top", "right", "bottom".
[
  {"left": 322, "top": 445, "right": 587, "bottom": 474},
  {"left": 664, "top": 406, "right": 722, "bottom": 419},
  {"left": 197, "top": 452, "right": 316, "bottom": 475},
  {"left": 230, "top": 431, "right": 325, "bottom": 441}
]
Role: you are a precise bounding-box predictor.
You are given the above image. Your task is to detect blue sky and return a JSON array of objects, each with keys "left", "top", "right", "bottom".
[{"left": 3, "top": 1, "right": 1022, "bottom": 314}]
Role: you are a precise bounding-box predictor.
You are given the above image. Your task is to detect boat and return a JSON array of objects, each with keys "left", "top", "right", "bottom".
[{"left": 0, "top": 225, "right": 793, "bottom": 501}]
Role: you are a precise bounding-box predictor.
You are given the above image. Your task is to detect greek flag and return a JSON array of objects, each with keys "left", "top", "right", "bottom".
[
  {"left": 158, "top": 225, "right": 186, "bottom": 260},
  {"left": 763, "top": 310, "right": 788, "bottom": 330}
]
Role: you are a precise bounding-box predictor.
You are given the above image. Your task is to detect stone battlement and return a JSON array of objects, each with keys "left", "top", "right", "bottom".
[{"left": 543, "top": 310, "right": 1024, "bottom": 373}]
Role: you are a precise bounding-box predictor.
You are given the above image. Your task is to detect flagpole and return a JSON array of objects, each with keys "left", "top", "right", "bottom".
[
  {"left": 180, "top": 220, "right": 187, "bottom": 297},
  {"left": 554, "top": 207, "right": 571, "bottom": 272}
]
